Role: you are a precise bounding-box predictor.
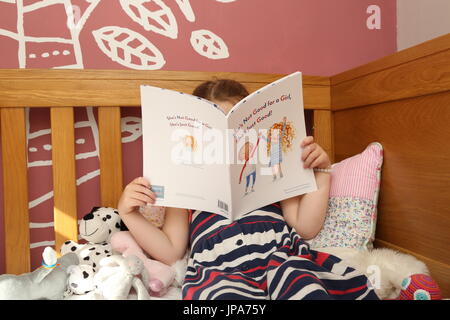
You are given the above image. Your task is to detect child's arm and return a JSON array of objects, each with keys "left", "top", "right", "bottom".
[
  {"left": 281, "top": 137, "right": 331, "bottom": 240},
  {"left": 118, "top": 177, "right": 189, "bottom": 265}
]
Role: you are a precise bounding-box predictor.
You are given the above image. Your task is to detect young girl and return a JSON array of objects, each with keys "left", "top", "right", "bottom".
[{"left": 118, "top": 79, "right": 379, "bottom": 300}]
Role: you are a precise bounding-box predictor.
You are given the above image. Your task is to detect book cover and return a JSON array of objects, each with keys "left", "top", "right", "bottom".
[{"left": 141, "top": 72, "right": 317, "bottom": 221}]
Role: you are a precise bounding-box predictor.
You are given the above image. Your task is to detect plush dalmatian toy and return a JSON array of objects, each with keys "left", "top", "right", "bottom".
[
  {"left": 60, "top": 207, "right": 122, "bottom": 270},
  {"left": 65, "top": 264, "right": 97, "bottom": 296}
]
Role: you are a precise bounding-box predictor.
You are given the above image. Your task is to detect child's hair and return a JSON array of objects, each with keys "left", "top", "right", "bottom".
[
  {"left": 193, "top": 79, "right": 249, "bottom": 103},
  {"left": 184, "top": 135, "right": 197, "bottom": 151},
  {"left": 267, "top": 121, "right": 296, "bottom": 155}
]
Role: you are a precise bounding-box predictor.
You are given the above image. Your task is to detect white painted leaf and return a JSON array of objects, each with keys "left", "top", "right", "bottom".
[
  {"left": 119, "top": 0, "right": 178, "bottom": 39},
  {"left": 190, "top": 29, "right": 229, "bottom": 60},
  {"left": 175, "top": 0, "right": 195, "bottom": 22},
  {"left": 92, "top": 26, "right": 166, "bottom": 70},
  {"left": 215, "top": 0, "right": 238, "bottom": 3}
]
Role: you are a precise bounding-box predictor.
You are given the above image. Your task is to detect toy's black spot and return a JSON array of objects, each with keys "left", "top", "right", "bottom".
[
  {"left": 115, "top": 223, "right": 121, "bottom": 229},
  {"left": 71, "top": 283, "right": 78, "bottom": 288},
  {"left": 95, "top": 252, "right": 100, "bottom": 256},
  {"left": 102, "top": 243, "right": 108, "bottom": 246},
  {"left": 93, "top": 269, "right": 96, "bottom": 273},
  {"left": 104, "top": 250, "right": 109, "bottom": 254},
  {"left": 83, "top": 271, "right": 89, "bottom": 279},
  {"left": 64, "top": 241, "right": 71, "bottom": 245},
  {"left": 84, "top": 290, "right": 90, "bottom": 294},
  {"left": 93, "top": 263, "right": 96, "bottom": 268},
  {"left": 107, "top": 255, "right": 111, "bottom": 257},
  {"left": 83, "top": 256, "right": 90, "bottom": 261},
  {"left": 71, "top": 246, "right": 77, "bottom": 252},
  {"left": 106, "top": 215, "right": 111, "bottom": 219},
  {"left": 89, "top": 247, "right": 95, "bottom": 251},
  {"left": 102, "top": 217, "right": 107, "bottom": 222},
  {"left": 109, "top": 230, "right": 112, "bottom": 234},
  {"left": 83, "top": 213, "right": 94, "bottom": 221},
  {"left": 114, "top": 210, "right": 119, "bottom": 214}
]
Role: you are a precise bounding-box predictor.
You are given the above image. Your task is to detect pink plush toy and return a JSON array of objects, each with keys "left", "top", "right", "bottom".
[{"left": 110, "top": 231, "right": 176, "bottom": 296}]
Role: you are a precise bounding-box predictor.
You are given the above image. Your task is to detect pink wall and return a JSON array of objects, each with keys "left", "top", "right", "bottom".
[{"left": 0, "top": 0, "right": 396, "bottom": 273}]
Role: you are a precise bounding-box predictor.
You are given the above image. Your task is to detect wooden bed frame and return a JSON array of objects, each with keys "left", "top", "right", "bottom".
[{"left": 1, "top": 34, "right": 449, "bottom": 298}]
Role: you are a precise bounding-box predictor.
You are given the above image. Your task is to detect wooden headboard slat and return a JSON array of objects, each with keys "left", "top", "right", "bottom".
[
  {"left": 1, "top": 108, "right": 30, "bottom": 274},
  {"left": 313, "top": 110, "right": 334, "bottom": 162},
  {"left": 50, "top": 107, "right": 79, "bottom": 255},
  {"left": 331, "top": 33, "right": 450, "bottom": 85},
  {"left": 332, "top": 48, "right": 450, "bottom": 110},
  {"left": 98, "top": 107, "right": 124, "bottom": 208},
  {"left": 334, "top": 91, "right": 450, "bottom": 263}
]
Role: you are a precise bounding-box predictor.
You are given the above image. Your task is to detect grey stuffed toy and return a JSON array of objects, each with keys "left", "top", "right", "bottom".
[{"left": 0, "top": 247, "right": 78, "bottom": 300}]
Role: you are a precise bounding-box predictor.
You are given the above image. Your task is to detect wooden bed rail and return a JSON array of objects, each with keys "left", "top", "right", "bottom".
[
  {"left": 0, "top": 70, "right": 331, "bottom": 274},
  {"left": 0, "top": 105, "right": 127, "bottom": 274}
]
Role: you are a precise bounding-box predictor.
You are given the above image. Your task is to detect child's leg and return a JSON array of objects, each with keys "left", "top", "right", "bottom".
[
  {"left": 245, "top": 174, "right": 251, "bottom": 194},
  {"left": 250, "top": 171, "right": 256, "bottom": 191},
  {"left": 183, "top": 270, "right": 266, "bottom": 300},
  {"left": 271, "top": 165, "right": 278, "bottom": 180}
]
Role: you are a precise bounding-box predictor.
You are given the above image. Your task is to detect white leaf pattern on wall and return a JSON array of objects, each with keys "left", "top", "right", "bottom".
[
  {"left": 215, "top": 0, "right": 238, "bottom": 3},
  {"left": 190, "top": 29, "right": 229, "bottom": 60},
  {"left": 119, "top": 0, "right": 178, "bottom": 39},
  {"left": 92, "top": 26, "right": 166, "bottom": 70},
  {"left": 175, "top": 0, "right": 195, "bottom": 22}
]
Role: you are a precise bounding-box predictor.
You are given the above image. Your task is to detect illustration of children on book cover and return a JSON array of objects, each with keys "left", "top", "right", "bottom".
[
  {"left": 264, "top": 116, "right": 296, "bottom": 181},
  {"left": 177, "top": 134, "right": 198, "bottom": 164},
  {"left": 237, "top": 116, "right": 296, "bottom": 197}
]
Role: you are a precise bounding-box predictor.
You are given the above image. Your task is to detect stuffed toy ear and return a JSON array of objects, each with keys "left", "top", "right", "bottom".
[
  {"left": 91, "top": 207, "right": 100, "bottom": 213},
  {"left": 42, "top": 247, "right": 57, "bottom": 266}
]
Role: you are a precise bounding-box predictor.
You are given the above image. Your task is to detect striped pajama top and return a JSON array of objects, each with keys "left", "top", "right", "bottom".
[{"left": 182, "top": 203, "right": 379, "bottom": 300}]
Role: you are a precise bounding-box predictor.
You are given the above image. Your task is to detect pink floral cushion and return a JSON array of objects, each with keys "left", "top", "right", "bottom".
[{"left": 308, "top": 142, "right": 383, "bottom": 250}]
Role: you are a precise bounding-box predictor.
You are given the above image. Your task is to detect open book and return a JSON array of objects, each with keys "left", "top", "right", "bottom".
[{"left": 140, "top": 72, "right": 317, "bottom": 221}]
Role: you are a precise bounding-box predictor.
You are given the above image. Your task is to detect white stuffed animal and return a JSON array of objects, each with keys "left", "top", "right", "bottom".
[
  {"left": 315, "top": 247, "right": 429, "bottom": 299},
  {"left": 94, "top": 255, "right": 151, "bottom": 300},
  {"left": 65, "top": 264, "right": 96, "bottom": 296},
  {"left": 60, "top": 207, "right": 122, "bottom": 269},
  {"left": 0, "top": 247, "right": 78, "bottom": 300}
]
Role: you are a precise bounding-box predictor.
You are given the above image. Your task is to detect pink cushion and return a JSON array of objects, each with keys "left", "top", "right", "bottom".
[
  {"left": 330, "top": 143, "right": 383, "bottom": 199},
  {"left": 308, "top": 142, "right": 383, "bottom": 250}
]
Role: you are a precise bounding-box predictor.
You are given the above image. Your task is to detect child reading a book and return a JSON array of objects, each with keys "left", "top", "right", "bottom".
[{"left": 117, "top": 79, "right": 379, "bottom": 300}]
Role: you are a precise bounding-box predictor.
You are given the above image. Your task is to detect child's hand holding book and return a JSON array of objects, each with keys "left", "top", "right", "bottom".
[
  {"left": 118, "top": 177, "right": 157, "bottom": 217},
  {"left": 300, "top": 136, "right": 331, "bottom": 171}
]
